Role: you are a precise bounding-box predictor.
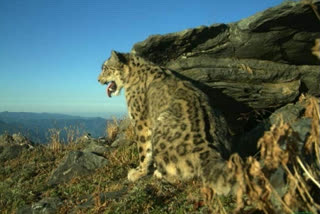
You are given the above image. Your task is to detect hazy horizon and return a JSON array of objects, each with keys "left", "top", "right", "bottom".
[
  {"left": 0, "top": 110, "right": 127, "bottom": 119},
  {"left": 0, "top": 0, "right": 283, "bottom": 117}
]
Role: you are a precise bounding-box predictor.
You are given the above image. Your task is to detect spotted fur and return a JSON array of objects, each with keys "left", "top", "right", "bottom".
[{"left": 98, "top": 51, "right": 235, "bottom": 195}]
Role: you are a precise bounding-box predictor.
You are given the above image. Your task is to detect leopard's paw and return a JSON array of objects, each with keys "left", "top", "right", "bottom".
[
  {"left": 153, "top": 169, "right": 163, "bottom": 179},
  {"left": 127, "top": 167, "right": 147, "bottom": 182}
]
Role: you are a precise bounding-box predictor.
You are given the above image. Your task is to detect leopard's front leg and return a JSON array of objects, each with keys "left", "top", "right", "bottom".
[{"left": 128, "top": 120, "right": 153, "bottom": 182}]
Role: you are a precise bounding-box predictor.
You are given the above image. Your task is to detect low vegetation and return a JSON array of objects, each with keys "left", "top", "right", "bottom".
[
  {"left": 1, "top": 96, "right": 319, "bottom": 214},
  {"left": 0, "top": 121, "right": 229, "bottom": 213},
  {"left": 0, "top": 89, "right": 317, "bottom": 214}
]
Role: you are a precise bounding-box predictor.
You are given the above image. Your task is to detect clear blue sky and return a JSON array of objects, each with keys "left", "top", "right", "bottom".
[{"left": 0, "top": 0, "right": 283, "bottom": 118}]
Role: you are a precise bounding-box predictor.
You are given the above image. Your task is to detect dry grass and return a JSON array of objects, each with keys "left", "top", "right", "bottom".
[
  {"left": 47, "top": 126, "right": 82, "bottom": 151},
  {"left": 63, "top": 125, "right": 81, "bottom": 144},
  {"left": 48, "top": 128, "right": 63, "bottom": 152},
  {"left": 304, "top": 95, "right": 320, "bottom": 164},
  {"left": 239, "top": 63, "right": 253, "bottom": 74},
  {"left": 106, "top": 117, "right": 120, "bottom": 141},
  {"left": 224, "top": 95, "right": 320, "bottom": 214},
  {"left": 303, "top": 0, "right": 320, "bottom": 21},
  {"left": 108, "top": 140, "right": 138, "bottom": 166},
  {"left": 304, "top": 0, "right": 320, "bottom": 59},
  {"left": 124, "top": 120, "right": 135, "bottom": 141},
  {"left": 312, "top": 39, "right": 320, "bottom": 59}
]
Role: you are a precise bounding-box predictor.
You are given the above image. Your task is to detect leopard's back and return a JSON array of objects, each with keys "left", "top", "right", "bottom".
[{"left": 99, "top": 52, "right": 235, "bottom": 195}]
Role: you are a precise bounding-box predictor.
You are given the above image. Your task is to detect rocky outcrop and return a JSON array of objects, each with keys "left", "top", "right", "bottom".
[
  {"left": 131, "top": 4, "right": 320, "bottom": 212},
  {"left": 48, "top": 148, "right": 109, "bottom": 186},
  {"left": 133, "top": 1, "right": 319, "bottom": 65},
  {"left": 132, "top": 1, "right": 320, "bottom": 129},
  {"left": 235, "top": 95, "right": 315, "bottom": 156},
  {"left": 0, "top": 133, "right": 35, "bottom": 161},
  {"left": 17, "top": 197, "right": 63, "bottom": 214},
  {"left": 133, "top": 1, "right": 320, "bottom": 65}
]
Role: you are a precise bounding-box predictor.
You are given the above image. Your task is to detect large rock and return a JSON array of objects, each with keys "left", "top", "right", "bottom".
[
  {"left": 79, "top": 134, "right": 109, "bottom": 155},
  {"left": 132, "top": 1, "right": 320, "bottom": 118},
  {"left": 110, "top": 118, "right": 133, "bottom": 148},
  {"left": 0, "top": 133, "right": 34, "bottom": 161},
  {"left": 130, "top": 7, "right": 320, "bottom": 210},
  {"left": 235, "top": 96, "right": 314, "bottom": 156},
  {"left": 48, "top": 151, "right": 109, "bottom": 186},
  {"left": 133, "top": 1, "right": 319, "bottom": 66},
  {"left": 168, "top": 58, "right": 319, "bottom": 109},
  {"left": 17, "top": 197, "right": 62, "bottom": 214}
]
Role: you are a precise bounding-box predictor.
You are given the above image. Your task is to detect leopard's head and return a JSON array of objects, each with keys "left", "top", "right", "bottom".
[{"left": 98, "top": 51, "right": 129, "bottom": 97}]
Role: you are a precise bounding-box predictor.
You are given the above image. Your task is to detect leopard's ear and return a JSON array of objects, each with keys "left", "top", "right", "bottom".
[{"left": 110, "top": 50, "right": 128, "bottom": 64}]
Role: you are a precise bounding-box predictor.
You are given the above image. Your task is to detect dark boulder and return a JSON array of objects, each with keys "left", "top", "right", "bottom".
[
  {"left": 78, "top": 134, "right": 109, "bottom": 156},
  {"left": 132, "top": 1, "right": 320, "bottom": 124},
  {"left": 0, "top": 133, "right": 34, "bottom": 161},
  {"left": 48, "top": 151, "right": 109, "bottom": 186},
  {"left": 133, "top": 1, "right": 320, "bottom": 66},
  {"left": 17, "top": 197, "right": 62, "bottom": 214},
  {"left": 235, "top": 96, "right": 315, "bottom": 156},
  {"left": 110, "top": 118, "right": 133, "bottom": 148},
  {"left": 168, "top": 58, "right": 319, "bottom": 108}
]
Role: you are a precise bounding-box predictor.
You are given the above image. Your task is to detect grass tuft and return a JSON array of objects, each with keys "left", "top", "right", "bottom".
[
  {"left": 226, "top": 95, "right": 320, "bottom": 214},
  {"left": 106, "top": 117, "right": 120, "bottom": 141}
]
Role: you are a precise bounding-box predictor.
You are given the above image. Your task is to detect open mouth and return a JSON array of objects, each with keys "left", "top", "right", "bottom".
[{"left": 106, "top": 81, "right": 117, "bottom": 97}]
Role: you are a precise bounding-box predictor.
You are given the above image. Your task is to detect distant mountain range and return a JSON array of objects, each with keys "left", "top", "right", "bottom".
[{"left": 0, "top": 112, "right": 109, "bottom": 143}]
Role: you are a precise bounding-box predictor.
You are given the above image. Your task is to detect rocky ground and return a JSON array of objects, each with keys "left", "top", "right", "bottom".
[
  {"left": 1, "top": 123, "right": 228, "bottom": 214},
  {"left": 1, "top": 96, "right": 319, "bottom": 213},
  {"left": 0, "top": 1, "right": 319, "bottom": 213}
]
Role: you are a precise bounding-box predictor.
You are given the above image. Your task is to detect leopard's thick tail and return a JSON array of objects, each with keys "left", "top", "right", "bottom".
[{"left": 201, "top": 156, "right": 238, "bottom": 196}]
